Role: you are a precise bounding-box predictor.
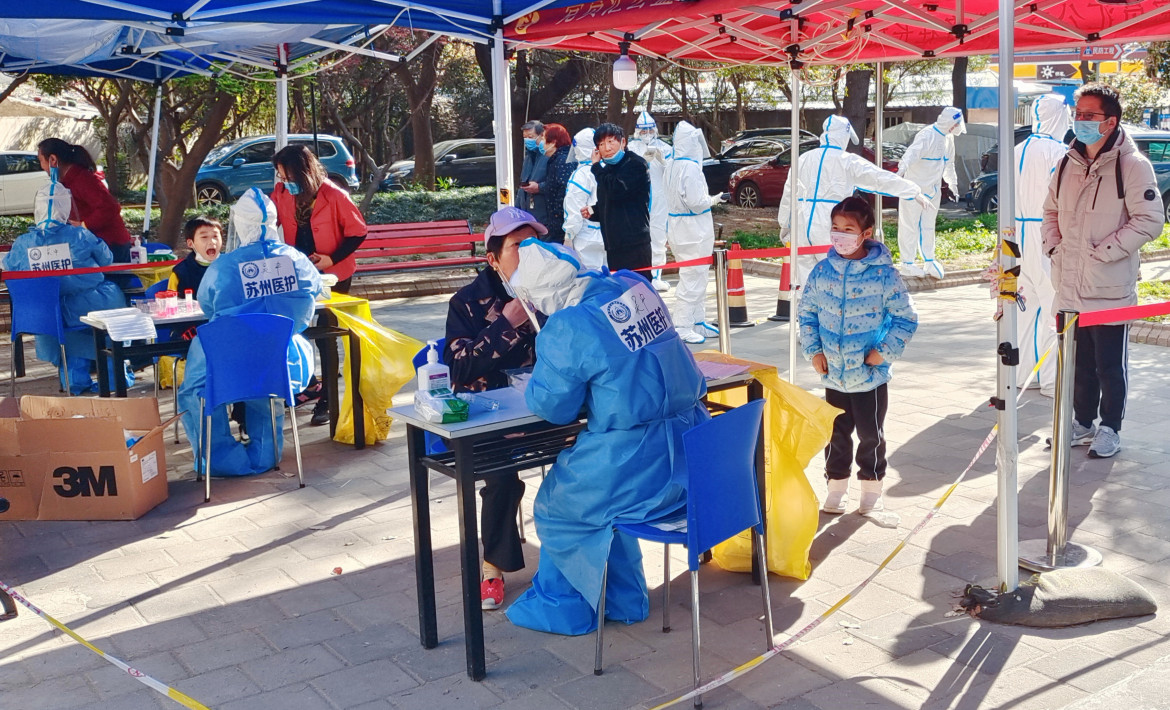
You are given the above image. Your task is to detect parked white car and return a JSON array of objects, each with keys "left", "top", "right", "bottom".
[{"left": 0, "top": 152, "right": 49, "bottom": 215}]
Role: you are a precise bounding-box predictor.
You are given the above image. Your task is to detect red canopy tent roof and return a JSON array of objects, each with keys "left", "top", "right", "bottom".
[{"left": 506, "top": 0, "right": 1170, "bottom": 65}]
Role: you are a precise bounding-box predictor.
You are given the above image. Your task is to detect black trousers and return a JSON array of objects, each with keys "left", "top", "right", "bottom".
[
  {"left": 480, "top": 473, "right": 526, "bottom": 572},
  {"left": 824, "top": 384, "right": 888, "bottom": 481},
  {"left": 1074, "top": 324, "right": 1128, "bottom": 432},
  {"left": 312, "top": 276, "right": 353, "bottom": 405},
  {"left": 606, "top": 242, "right": 653, "bottom": 273}
]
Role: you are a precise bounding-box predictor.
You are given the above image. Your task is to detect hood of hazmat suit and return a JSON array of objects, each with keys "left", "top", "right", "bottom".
[
  {"left": 508, "top": 238, "right": 592, "bottom": 322},
  {"left": 776, "top": 115, "right": 922, "bottom": 284},
  {"left": 505, "top": 267, "right": 710, "bottom": 635},
  {"left": 563, "top": 128, "right": 605, "bottom": 269},
  {"left": 3, "top": 181, "right": 126, "bottom": 393},
  {"left": 1014, "top": 93, "right": 1071, "bottom": 392},
  {"left": 627, "top": 110, "right": 673, "bottom": 265},
  {"left": 179, "top": 187, "right": 323, "bottom": 477}
]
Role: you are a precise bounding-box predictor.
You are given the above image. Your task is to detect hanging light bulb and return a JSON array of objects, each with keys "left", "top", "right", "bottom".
[{"left": 613, "top": 42, "right": 638, "bottom": 91}]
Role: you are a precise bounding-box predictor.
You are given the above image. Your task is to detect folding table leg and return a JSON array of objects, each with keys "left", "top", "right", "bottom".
[
  {"left": 408, "top": 425, "right": 438, "bottom": 650},
  {"left": 454, "top": 441, "right": 485, "bottom": 681}
]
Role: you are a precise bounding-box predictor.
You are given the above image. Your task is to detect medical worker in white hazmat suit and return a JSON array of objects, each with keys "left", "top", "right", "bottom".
[
  {"left": 666, "top": 121, "right": 725, "bottom": 344},
  {"left": 897, "top": 107, "right": 965, "bottom": 279},
  {"left": 778, "top": 115, "right": 931, "bottom": 288},
  {"left": 562, "top": 128, "right": 607, "bottom": 271},
  {"left": 1016, "top": 94, "right": 1071, "bottom": 395},
  {"left": 627, "top": 111, "right": 673, "bottom": 292}
]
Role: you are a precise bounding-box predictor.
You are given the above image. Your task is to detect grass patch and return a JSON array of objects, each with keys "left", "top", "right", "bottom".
[{"left": 1137, "top": 280, "right": 1170, "bottom": 322}]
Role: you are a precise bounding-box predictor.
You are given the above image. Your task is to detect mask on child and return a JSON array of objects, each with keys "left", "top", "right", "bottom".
[
  {"left": 284, "top": 180, "right": 301, "bottom": 196},
  {"left": 829, "top": 230, "right": 864, "bottom": 255}
]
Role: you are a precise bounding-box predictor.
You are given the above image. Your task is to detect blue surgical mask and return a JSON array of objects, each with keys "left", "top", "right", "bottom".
[
  {"left": 603, "top": 149, "right": 625, "bottom": 165},
  {"left": 284, "top": 180, "right": 301, "bottom": 196},
  {"left": 524, "top": 138, "right": 539, "bottom": 152},
  {"left": 49, "top": 166, "right": 58, "bottom": 183},
  {"left": 1073, "top": 120, "right": 1106, "bottom": 146}
]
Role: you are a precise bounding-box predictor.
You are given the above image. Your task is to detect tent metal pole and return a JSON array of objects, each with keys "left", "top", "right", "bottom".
[
  {"left": 995, "top": 0, "right": 1020, "bottom": 593},
  {"left": 275, "top": 44, "right": 289, "bottom": 151},
  {"left": 491, "top": 7, "right": 514, "bottom": 208},
  {"left": 141, "top": 80, "right": 163, "bottom": 240},
  {"left": 788, "top": 56, "right": 801, "bottom": 384},
  {"left": 310, "top": 79, "right": 319, "bottom": 156},
  {"left": 875, "top": 61, "right": 884, "bottom": 243}
]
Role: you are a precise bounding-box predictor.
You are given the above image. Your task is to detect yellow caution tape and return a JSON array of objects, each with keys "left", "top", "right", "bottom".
[{"left": 0, "top": 580, "right": 209, "bottom": 709}]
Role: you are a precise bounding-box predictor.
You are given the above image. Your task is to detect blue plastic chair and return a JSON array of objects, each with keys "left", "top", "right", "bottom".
[
  {"left": 195, "top": 313, "right": 304, "bottom": 503},
  {"left": 593, "top": 399, "right": 774, "bottom": 708},
  {"left": 8, "top": 277, "right": 87, "bottom": 396}
]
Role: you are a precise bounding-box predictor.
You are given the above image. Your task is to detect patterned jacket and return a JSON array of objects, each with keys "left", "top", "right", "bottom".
[
  {"left": 798, "top": 240, "right": 918, "bottom": 393},
  {"left": 444, "top": 267, "right": 537, "bottom": 392}
]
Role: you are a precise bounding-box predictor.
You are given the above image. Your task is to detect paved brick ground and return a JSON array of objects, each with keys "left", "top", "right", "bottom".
[{"left": 1, "top": 269, "right": 1168, "bottom": 709}]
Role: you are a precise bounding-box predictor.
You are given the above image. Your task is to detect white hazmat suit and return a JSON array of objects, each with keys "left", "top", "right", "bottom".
[
  {"left": 562, "top": 128, "right": 606, "bottom": 271},
  {"left": 628, "top": 111, "right": 673, "bottom": 292},
  {"left": 666, "top": 121, "right": 722, "bottom": 343},
  {"left": 1016, "top": 94, "right": 1071, "bottom": 395},
  {"left": 898, "top": 107, "right": 965, "bottom": 279},
  {"left": 778, "top": 115, "right": 928, "bottom": 285}
]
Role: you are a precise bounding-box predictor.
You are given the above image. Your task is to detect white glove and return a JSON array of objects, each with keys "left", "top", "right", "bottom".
[
  {"left": 710, "top": 192, "right": 730, "bottom": 206},
  {"left": 914, "top": 193, "right": 936, "bottom": 211},
  {"left": 645, "top": 146, "right": 660, "bottom": 160}
]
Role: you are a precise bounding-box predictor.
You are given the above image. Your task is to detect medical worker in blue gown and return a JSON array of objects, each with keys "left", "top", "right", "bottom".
[
  {"left": 3, "top": 181, "right": 126, "bottom": 394},
  {"left": 504, "top": 239, "right": 709, "bottom": 636},
  {"left": 178, "top": 187, "right": 321, "bottom": 477}
]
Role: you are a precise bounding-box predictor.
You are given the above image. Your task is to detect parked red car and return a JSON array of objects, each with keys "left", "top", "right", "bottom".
[{"left": 728, "top": 142, "right": 903, "bottom": 208}]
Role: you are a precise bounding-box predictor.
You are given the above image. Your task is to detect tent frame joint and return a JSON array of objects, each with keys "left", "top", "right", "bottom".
[{"left": 1087, "top": 32, "right": 1100, "bottom": 42}]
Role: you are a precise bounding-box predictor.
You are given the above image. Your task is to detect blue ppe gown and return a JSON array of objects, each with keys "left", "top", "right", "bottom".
[
  {"left": 3, "top": 224, "right": 127, "bottom": 393},
  {"left": 178, "top": 238, "right": 321, "bottom": 477},
  {"left": 506, "top": 270, "right": 709, "bottom": 635}
]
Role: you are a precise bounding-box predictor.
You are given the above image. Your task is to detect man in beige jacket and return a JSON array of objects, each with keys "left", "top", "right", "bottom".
[{"left": 1042, "top": 84, "right": 1165, "bottom": 458}]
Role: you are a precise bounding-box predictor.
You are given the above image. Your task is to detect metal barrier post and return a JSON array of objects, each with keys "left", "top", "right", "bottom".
[
  {"left": 713, "top": 248, "right": 732, "bottom": 355},
  {"left": 1019, "top": 310, "right": 1102, "bottom": 572}
]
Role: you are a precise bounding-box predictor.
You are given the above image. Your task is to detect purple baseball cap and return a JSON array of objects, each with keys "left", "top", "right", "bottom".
[{"left": 484, "top": 206, "right": 547, "bottom": 246}]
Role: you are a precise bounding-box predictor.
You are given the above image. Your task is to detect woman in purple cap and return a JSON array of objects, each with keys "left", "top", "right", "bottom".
[{"left": 444, "top": 206, "right": 545, "bottom": 611}]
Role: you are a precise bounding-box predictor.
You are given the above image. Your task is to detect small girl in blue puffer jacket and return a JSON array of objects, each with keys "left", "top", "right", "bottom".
[{"left": 798, "top": 196, "right": 918, "bottom": 521}]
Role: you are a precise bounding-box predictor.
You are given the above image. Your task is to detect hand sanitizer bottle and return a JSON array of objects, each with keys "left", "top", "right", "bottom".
[
  {"left": 129, "top": 236, "right": 146, "bottom": 264},
  {"left": 416, "top": 340, "right": 450, "bottom": 393}
]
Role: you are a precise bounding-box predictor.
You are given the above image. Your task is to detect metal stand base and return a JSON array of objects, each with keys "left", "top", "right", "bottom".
[{"left": 1018, "top": 539, "right": 1102, "bottom": 573}]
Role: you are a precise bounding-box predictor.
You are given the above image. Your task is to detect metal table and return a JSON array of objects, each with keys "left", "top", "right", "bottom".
[{"left": 390, "top": 372, "right": 764, "bottom": 681}]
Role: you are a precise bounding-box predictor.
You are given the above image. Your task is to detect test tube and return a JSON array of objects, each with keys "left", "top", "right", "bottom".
[{"left": 184, "top": 289, "right": 194, "bottom": 313}]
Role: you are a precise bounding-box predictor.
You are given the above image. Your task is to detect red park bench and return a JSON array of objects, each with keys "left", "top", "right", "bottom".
[{"left": 353, "top": 219, "right": 486, "bottom": 278}]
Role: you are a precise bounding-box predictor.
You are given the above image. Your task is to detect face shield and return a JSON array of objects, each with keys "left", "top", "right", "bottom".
[
  {"left": 938, "top": 107, "right": 966, "bottom": 135},
  {"left": 33, "top": 182, "right": 72, "bottom": 231},
  {"left": 634, "top": 111, "right": 657, "bottom": 143},
  {"left": 226, "top": 187, "right": 279, "bottom": 252},
  {"left": 573, "top": 127, "right": 596, "bottom": 164},
  {"left": 508, "top": 238, "right": 590, "bottom": 328}
]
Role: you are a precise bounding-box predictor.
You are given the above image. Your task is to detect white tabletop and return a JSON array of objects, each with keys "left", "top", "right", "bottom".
[{"left": 389, "top": 386, "right": 547, "bottom": 440}]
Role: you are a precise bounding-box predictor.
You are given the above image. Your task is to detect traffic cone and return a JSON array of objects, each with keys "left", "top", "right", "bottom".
[
  {"left": 727, "top": 243, "right": 755, "bottom": 328},
  {"left": 767, "top": 259, "right": 793, "bottom": 322}
]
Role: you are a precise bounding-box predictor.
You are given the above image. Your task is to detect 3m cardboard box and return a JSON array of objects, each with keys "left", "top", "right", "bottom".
[{"left": 0, "top": 396, "right": 175, "bottom": 521}]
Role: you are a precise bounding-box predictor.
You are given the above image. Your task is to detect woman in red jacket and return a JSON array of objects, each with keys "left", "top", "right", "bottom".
[
  {"left": 37, "top": 138, "right": 133, "bottom": 262},
  {"left": 272, "top": 144, "right": 368, "bottom": 425}
]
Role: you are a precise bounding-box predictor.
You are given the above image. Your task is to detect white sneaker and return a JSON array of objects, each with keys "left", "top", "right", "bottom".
[
  {"left": 1071, "top": 420, "right": 1097, "bottom": 447},
  {"left": 858, "top": 479, "right": 885, "bottom": 515},
  {"left": 652, "top": 278, "right": 671, "bottom": 293},
  {"left": 677, "top": 327, "right": 705, "bottom": 344},
  {"left": 924, "top": 260, "right": 945, "bottom": 279},
  {"left": 823, "top": 478, "right": 849, "bottom": 514},
  {"left": 1088, "top": 425, "right": 1120, "bottom": 458},
  {"left": 900, "top": 262, "right": 926, "bottom": 278}
]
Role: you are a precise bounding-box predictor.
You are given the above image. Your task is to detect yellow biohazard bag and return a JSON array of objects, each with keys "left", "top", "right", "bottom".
[
  {"left": 327, "top": 297, "right": 423, "bottom": 446},
  {"left": 156, "top": 355, "right": 186, "bottom": 389},
  {"left": 698, "top": 353, "right": 841, "bottom": 580}
]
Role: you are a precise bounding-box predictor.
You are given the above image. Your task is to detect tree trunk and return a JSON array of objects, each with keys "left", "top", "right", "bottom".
[
  {"left": 843, "top": 68, "right": 873, "bottom": 156},
  {"left": 952, "top": 57, "right": 969, "bottom": 121},
  {"left": 154, "top": 93, "right": 236, "bottom": 246},
  {"left": 0, "top": 74, "right": 28, "bottom": 106}
]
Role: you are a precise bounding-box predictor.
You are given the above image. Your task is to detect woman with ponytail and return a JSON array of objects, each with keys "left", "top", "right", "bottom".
[{"left": 37, "top": 138, "right": 133, "bottom": 261}]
